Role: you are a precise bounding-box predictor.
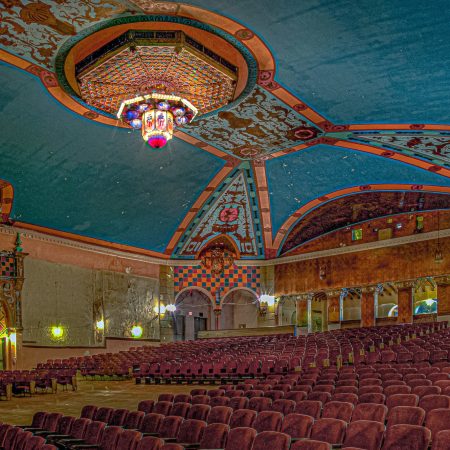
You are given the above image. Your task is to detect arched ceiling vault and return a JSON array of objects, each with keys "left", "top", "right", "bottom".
[{"left": 0, "top": 0, "right": 449, "bottom": 260}]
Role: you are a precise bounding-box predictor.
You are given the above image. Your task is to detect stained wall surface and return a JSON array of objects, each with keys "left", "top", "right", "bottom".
[{"left": 22, "top": 258, "right": 160, "bottom": 346}]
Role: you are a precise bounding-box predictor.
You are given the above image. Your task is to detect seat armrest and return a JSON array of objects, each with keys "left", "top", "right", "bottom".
[
  {"left": 69, "top": 446, "right": 100, "bottom": 450},
  {"left": 59, "top": 438, "right": 85, "bottom": 444},
  {"left": 47, "top": 434, "right": 72, "bottom": 442}
]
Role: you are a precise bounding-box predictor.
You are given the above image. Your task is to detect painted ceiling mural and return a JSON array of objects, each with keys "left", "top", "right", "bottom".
[
  {"left": 280, "top": 191, "right": 450, "bottom": 256},
  {"left": 0, "top": 0, "right": 449, "bottom": 258},
  {"left": 183, "top": 86, "right": 322, "bottom": 159},
  {"left": 174, "top": 164, "right": 264, "bottom": 259},
  {"left": 348, "top": 132, "right": 450, "bottom": 168},
  {"left": 0, "top": 0, "right": 132, "bottom": 68}
]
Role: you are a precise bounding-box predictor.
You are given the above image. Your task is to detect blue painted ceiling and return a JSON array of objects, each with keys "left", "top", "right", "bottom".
[
  {"left": 266, "top": 145, "right": 450, "bottom": 235},
  {"left": 0, "top": 0, "right": 450, "bottom": 255},
  {"left": 186, "top": 0, "right": 450, "bottom": 124},
  {"left": 0, "top": 62, "right": 225, "bottom": 252}
]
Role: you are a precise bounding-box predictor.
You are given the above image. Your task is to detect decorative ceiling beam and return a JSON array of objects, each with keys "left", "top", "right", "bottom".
[
  {"left": 164, "top": 157, "right": 240, "bottom": 255},
  {"left": 252, "top": 160, "right": 275, "bottom": 257},
  {"left": 272, "top": 184, "right": 450, "bottom": 252}
]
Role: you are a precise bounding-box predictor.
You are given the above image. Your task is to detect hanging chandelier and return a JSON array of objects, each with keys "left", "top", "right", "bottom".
[{"left": 117, "top": 93, "right": 198, "bottom": 149}]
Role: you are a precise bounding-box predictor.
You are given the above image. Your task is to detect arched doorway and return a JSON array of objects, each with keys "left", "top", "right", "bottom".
[
  {"left": 376, "top": 283, "right": 398, "bottom": 319},
  {"left": 221, "top": 289, "right": 259, "bottom": 330},
  {"left": 278, "top": 296, "right": 296, "bottom": 326},
  {"left": 413, "top": 278, "right": 438, "bottom": 316},
  {"left": 174, "top": 288, "right": 214, "bottom": 341},
  {"left": 342, "top": 289, "right": 362, "bottom": 323}
]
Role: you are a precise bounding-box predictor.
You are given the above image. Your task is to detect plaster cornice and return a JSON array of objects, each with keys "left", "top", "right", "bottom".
[
  {"left": 236, "top": 228, "right": 450, "bottom": 267},
  {"left": 1, "top": 225, "right": 448, "bottom": 268}
]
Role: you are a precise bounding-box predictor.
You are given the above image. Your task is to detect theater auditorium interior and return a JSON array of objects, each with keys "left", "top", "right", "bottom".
[{"left": 0, "top": 0, "right": 450, "bottom": 449}]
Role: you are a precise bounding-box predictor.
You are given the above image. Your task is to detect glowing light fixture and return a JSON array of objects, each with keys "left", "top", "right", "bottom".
[
  {"left": 117, "top": 94, "right": 198, "bottom": 149},
  {"left": 131, "top": 325, "right": 143, "bottom": 338},
  {"left": 9, "top": 332, "right": 16, "bottom": 346},
  {"left": 153, "top": 304, "right": 167, "bottom": 315},
  {"left": 166, "top": 304, "right": 176, "bottom": 312},
  {"left": 51, "top": 326, "right": 64, "bottom": 339},
  {"left": 96, "top": 319, "right": 105, "bottom": 330}
]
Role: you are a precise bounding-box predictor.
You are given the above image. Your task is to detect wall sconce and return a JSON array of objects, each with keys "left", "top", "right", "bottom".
[
  {"left": 130, "top": 325, "right": 143, "bottom": 338},
  {"left": 154, "top": 304, "right": 167, "bottom": 315},
  {"left": 51, "top": 326, "right": 64, "bottom": 339},
  {"left": 166, "top": 304, "right": 176, "bottom": 312},
  {"left": 96, "top": 319, "right": 105, "bottom": 330}
]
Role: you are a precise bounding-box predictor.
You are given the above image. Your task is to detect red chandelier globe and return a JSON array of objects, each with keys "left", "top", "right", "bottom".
[{"left": 117, "top": 94, "right": 198, "bottom": 149}]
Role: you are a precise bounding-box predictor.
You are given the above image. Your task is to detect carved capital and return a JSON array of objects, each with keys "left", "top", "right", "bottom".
[{"left": 394, "top": 280, "right": 416, "bottom": 289}]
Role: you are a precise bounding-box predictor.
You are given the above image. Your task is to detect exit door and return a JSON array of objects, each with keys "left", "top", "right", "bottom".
[
  {"left": 194, "top": 317, "right": 207, "bottom": 340},
  {"left": 174, "top": 315, "right": 186, "bottom": 341}
]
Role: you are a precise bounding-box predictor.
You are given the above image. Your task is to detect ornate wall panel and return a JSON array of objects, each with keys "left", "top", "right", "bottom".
[
  {"left": 275, "top": 237, "right": 450, "bottom": 296},
  {"left": 173, "top": 264, "right": 260, "bottom": 299}
]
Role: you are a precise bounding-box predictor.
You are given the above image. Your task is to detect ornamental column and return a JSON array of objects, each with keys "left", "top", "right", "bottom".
[
  {"left": 339, "top": 288, "right": 348, "bottom": 322},
  {"left": 214, "top": 308, "right": 221, "bottom": 330},
  {"left": 306, "top": 293, "right": 313, "bottom": 334}
]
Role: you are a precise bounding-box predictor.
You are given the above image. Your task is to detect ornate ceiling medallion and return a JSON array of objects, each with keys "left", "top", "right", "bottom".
[{"left": 75, "top": 29, "right": 239, "bottom": 147}]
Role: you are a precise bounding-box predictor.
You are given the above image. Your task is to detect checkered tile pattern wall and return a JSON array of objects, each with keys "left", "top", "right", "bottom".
[
  {"left": 174, "top": 264, "right": 260, "bottom": 298},
  {"left": 0, "top": 253, "right": 16, "bottom": 278}
]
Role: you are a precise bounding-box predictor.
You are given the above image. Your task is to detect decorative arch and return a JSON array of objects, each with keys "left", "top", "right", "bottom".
[
  {"left": 221, "top": 286, "right": 259, "bottom": 305},
  {"left": 175, "top": 286, "right": 215, "bottom": 308},
  {"left": 275, "top": 186, "right": 450, "bottom": 255},
  {"left": 413, "top": 277, "right": 438, "bottom": 316},
  {"left": 196, "top": 234, "right": 240, "bottom": 260},
  {"left": 376, "top": 282, "right": 399, "bottom": 319},
  {"left": 220, "top": 287, "right": 260, "bottom": 330}
]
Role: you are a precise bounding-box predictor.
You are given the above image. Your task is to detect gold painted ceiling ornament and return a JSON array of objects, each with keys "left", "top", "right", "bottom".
[{"left": 76, "top": 30, "right": 237, "bottom": 118}]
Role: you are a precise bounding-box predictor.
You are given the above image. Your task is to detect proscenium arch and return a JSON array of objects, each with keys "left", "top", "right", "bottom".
[
  {"left": 274, "top": 185, "right": 450, "bottom": 255},
  {"left": 175, "top": 286, "right": 215, "bottom": 308}
]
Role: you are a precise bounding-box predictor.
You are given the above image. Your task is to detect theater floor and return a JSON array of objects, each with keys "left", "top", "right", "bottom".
[{"left": 0, "top": 380, "right": 198, "bottom": 425}]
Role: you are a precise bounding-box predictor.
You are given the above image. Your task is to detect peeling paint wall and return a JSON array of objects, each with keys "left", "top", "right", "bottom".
[{"left": 22, "top": 258, "right": 159, "bottom": 346}]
